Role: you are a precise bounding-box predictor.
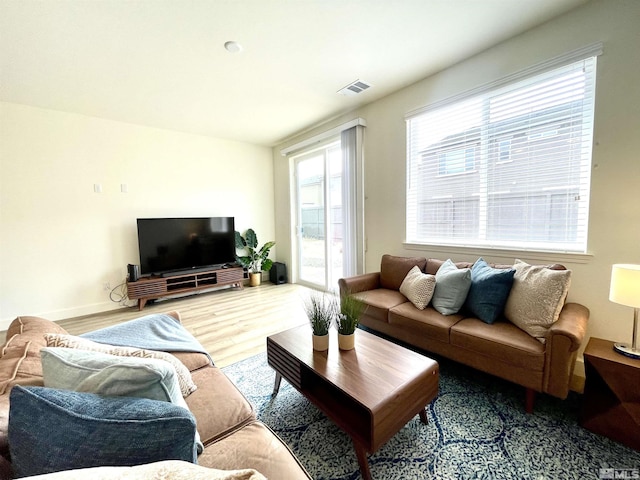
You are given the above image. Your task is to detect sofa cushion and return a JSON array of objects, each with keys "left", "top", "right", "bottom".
[
  {"left": 425, "top": 258, "right": 473, "bottom": 275},
  {"left": 380, "top": 254, "right": 427, "bottom": 290},
  {"left": 464, "top": 258, "right": 515, "bottom": 324},
  {"left": 431, "top": 259, "right": 472, "bottom": 315},
  {"left": 399, "top": 266, "right": 436, "bottom": 310},
  {"left": 0, "top": 316, "right": 67, "bottom": 457},
  {"left": 21, "top": 460, "right": 267, "bottom": 480},
  {"left": 0, "top": 316, "right": 67, "bottom": 395},
  {"left": 45, "top": 333, "right": 197, "bottom": 396},
  {"left": 504, "top": 259, "right": 572, "bottom": 343},
  {"left": 352, "top": 289, "right": 408, "bottom": 323},
  {"left": 8, "top": 386, "right": 197, "bottom": 478},
  {"left": 388, "top": 304, "right": 463, "bottom": 344},
  {"left": 186, "top": 366, "right": 255, "bottom": 446},
  {"left": 198, "top": 421, "right": 311, "bottom": 480},
  {"left": 173, "top": 351, "right": 213, "bottom": 372},
  {"left": 450, "top": 318, "right": 545, "bottom": 371}
]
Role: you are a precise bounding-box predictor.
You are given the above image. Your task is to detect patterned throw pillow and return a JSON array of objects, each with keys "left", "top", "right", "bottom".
[
  {"left": 44, "top": 333, "right": 196, "bottom": 396},
  {"left": 504, "top": 259, "right": 572, "bottom": 343},
  {"left": 399, "top": 266, "right": 436, "bottom": 310}
]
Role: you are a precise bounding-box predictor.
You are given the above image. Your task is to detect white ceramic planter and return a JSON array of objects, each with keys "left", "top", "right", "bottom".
[
  {"left": 338, "top": 332, "right": 355, "bottom": 350},
  {"left": 312, "top": 334, "right": 329, "bottom": 351}
]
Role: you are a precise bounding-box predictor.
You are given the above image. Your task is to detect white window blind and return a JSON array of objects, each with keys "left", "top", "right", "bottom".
[{"left": 406, "top": 53, "right": 598, "bottom": 253}]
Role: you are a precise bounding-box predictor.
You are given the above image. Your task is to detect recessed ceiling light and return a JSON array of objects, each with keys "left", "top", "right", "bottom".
[{"left": 224, "top": 41, "right": 243, "bottom": 54}]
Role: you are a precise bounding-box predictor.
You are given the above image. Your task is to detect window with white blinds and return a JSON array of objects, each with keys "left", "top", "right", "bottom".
[{"left": 406, "top": 52, "right": 598, "bottom": 253}]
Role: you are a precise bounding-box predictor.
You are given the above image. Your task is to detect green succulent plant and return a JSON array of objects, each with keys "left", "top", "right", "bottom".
[{"left": 234, "top": 228, "right": 275, "bottom": 273}]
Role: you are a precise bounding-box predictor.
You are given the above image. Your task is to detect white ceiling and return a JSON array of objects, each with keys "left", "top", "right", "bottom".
[{"left": 0, "top": 0, "right": 588, "bottom": 147}]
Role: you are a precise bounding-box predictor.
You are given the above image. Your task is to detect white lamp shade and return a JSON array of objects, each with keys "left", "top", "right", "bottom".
[{"left": 609, "top": 264, "right": 640, "bottom": 308}]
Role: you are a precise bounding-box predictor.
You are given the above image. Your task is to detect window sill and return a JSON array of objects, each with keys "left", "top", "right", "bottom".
[{"left": 403, "top": 242, "right": 593, "bottom": 265}]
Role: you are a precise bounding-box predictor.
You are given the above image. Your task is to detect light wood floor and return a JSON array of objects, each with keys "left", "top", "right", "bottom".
[{"left": 32, "top": 282, "right": 312, "bottom": 368}]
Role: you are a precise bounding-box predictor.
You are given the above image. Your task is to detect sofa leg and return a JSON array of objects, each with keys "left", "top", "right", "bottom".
[{"left": 525, "top": 388, "right": 535, "bottom": 413}]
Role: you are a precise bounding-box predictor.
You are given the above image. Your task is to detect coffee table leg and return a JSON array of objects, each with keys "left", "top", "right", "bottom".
[
  {"left": 272, "top": 372, "right": 282, "bottom": 396},
  {"left": 354, "top": 442, "right": 372, "bottom": 480},
  {"left": 419, "top": 408, "right": 428, "bottom": 424}
]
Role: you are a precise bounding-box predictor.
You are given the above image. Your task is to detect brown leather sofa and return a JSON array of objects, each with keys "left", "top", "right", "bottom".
[
  {"left": 0, "top": 312, "right": 310, "bottom": 479},
  {"left": 338, "top": 255, "right": 589, "bottom": 412}
]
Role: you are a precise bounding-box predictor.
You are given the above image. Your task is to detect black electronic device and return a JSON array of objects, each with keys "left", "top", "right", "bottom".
[
  {"left": 269, "top": 262, "right": 288, "bottom": 285},
  {"left": 136, "top": 217, "right": 236, "bottom": 276},
  {"left": 127, "top": 263, "right": 140, "bottom": 282}
]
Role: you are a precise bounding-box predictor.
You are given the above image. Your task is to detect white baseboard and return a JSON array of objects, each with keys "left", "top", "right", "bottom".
[{"left": 0, "top": 301, "right": 123, "bottom": 332}]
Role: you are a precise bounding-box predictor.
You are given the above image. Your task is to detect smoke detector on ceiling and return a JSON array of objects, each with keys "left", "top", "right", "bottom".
[{"left": 337, "top": 79, "right": 372, "bottom": 96}]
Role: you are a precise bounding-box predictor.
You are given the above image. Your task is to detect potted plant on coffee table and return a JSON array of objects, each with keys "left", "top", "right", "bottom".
[
  {"left": 304, "top": 291, "right": 336, "bottom": 352},
  {"left": 337, "top": 293, "right": 365, "bottom": 350},
  {"left": 235, "top": 228, "right": 276, "bottom": 287}
]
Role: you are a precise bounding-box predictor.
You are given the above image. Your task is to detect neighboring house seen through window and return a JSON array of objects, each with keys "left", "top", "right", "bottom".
[{"left": 406, "top": 51, "right": 599, "bottom": 253}]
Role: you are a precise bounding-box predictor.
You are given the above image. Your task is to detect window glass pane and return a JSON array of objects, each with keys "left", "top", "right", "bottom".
[{"left": 406, "top": 55, "right": 596, "bottom": 253}]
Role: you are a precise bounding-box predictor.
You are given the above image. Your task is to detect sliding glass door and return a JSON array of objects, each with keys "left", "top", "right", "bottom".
[{"left": 294, "top": 140, "right": 344, "bottom": 290}]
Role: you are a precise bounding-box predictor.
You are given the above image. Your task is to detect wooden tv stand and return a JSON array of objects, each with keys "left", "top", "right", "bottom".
[{"left": 127, "top": 266, "right": 246, "bottom": 310}]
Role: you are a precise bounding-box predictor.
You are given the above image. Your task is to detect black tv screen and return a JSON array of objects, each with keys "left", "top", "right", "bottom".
[{"left": 137, "top": 217, "right": 236, "bottom": 276}]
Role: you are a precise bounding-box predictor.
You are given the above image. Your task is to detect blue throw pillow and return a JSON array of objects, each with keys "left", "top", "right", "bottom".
[
  {"left": 464, "top": 258, "right": 515, "bottom": 324},
  {"left": 9, "top": 386, "right": 197, "bottom": 478},
  {"left": 431, "top": 259, "right": 472, "bottom": 315}
]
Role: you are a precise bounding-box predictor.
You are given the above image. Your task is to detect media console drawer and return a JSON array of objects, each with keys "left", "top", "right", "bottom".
[
  {"left": 127, "top": 278, "right": 167, "bottom": 297},
  {"left": 127, "top": 266, "right": 246, "bottom": 310}
]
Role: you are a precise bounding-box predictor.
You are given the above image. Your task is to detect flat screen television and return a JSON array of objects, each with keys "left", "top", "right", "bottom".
[{"left": 137, "top": 217, "right": 236, "bottom": 276}]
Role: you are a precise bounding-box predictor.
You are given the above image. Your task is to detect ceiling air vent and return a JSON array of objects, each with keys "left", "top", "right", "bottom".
[{"left": 338, "top": 79, "right": 372, "bottom": 96}]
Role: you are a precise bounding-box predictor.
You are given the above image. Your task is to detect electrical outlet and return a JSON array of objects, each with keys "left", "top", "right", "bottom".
[{"left": 103, "top": 282, "right": 111, "bottom": 291}]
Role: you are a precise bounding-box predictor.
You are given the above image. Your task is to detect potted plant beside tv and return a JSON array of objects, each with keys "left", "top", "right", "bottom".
[
  {"left": 234, "top": 228, "right": 276, "bottom": 287},
  {"left": 337, "top": 293, "right": 365, "bottom": 350},
  {"left": 304, "top": 291, "right": 336, "bottom": 352}
]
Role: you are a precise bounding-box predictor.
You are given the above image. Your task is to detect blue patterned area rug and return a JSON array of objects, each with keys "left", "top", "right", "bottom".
[{"left": 222, "top": 351, "right": 639, "bottom": 480}]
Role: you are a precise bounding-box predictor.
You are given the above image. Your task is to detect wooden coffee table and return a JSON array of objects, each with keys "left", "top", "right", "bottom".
[{"left": 267, "top": 325, "right": 439, "bottom": 480}]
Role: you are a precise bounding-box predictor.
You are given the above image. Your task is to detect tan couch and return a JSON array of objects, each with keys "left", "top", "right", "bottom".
[
  {"left": 0, "top": 312, "right": 310, "bottom": 480},
  {"left": 339, "top": 255, "right": 589, "bottom": 412}
]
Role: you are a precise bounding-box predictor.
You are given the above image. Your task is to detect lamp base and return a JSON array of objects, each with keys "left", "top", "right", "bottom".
[{"left": 613, "top": 342, "right": 640, "bottom": 360}]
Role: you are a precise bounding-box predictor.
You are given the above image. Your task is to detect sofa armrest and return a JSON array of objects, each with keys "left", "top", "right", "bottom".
[
  {"left": 338, "top": 273, "right": 381, "bottom": 296},
  {"left": 548, "top": 302, "right": 589, "bottom": 352},
  {"left": 544, "top": 302, "right": 589, "bottom": 399}
]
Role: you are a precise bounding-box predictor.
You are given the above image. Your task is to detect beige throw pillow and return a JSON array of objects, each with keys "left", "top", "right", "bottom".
[
  {"left": 44, "top": 333, "right": 197, "bottom": 396},
  {"left": 399, "top": 266, "right": 436, "bottom": 310},
  {"left": 504, "top": 259, "right": 571, "bottom": 343}
]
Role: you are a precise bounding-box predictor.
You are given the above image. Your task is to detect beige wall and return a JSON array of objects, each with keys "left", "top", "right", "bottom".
[
  {"left": 274, "top": 0, "right": 640, "bottom": 362},
  {"left": 0, "top": 102, "right": 275, "bottom": 328}
]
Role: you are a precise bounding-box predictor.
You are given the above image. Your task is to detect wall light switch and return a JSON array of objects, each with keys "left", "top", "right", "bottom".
[
  {"left": 93, "top": 184, "right": 102, "bottom": 193},
  {"left": 121, "top": 183, "right": 128, "bottom": 193}
]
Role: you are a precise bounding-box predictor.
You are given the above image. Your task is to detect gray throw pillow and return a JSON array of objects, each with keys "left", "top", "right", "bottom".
[
  {"left": 431, "top": 259, "right": 472, "bottom": 315},
  {"left": 44, "top": 333, "right": 197, "bottom": 397}
]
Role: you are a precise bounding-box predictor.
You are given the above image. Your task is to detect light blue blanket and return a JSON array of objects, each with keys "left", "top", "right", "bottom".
[{"left": 81, "top": 313, "right": 213, "bottom": 365}]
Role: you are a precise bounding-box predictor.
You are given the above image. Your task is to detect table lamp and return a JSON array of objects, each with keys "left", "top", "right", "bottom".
[{"left": 609, "top": 264, "right": 640, "bottom": 359}]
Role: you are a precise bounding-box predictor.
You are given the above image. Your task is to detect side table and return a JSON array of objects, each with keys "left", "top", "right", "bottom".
[{"left": 579, "top": 337, "right": 640, "bottom": 451}]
